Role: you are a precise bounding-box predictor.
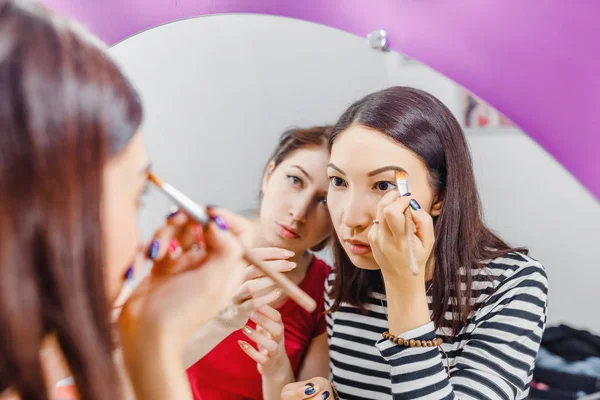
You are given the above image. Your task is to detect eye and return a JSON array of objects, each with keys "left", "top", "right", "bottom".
[
  {"left": 374, "top": 181, "right": 396, "bottom": 192},
  {"left": 329, "top": 176, "right": 347, "bottom": 187},
  {"left": 287, "top": 175, "right": 303, "bottom": 186},
  {"left": 318, "top": 196, "right": 327, "bottom": 206}
]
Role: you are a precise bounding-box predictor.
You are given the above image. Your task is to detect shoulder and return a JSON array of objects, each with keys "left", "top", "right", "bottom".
[
  {"left": 308, "top": 256, "right": 332, "bottom": 282},
  {"left": 478, "top": 251, "right": 548, "bottom": 310},
  {"left": 482, "top": 251, "right": 547, "bottom": 288}
]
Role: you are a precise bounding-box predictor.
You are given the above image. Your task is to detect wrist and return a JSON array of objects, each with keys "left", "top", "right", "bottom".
[
  {"left": 384, "top": 282, "right": 430, "bottom": 336},
  {"left": 261, "top": 354, "right": 293, "bottom": 380}
]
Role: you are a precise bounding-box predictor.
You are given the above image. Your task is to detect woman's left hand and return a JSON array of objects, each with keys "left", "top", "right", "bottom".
[
  {"left": 238, "top": 305, "right": 292, "bottom": 378},
  {"left": 368, "top": 191, "right": 435, "bottom": 287}
]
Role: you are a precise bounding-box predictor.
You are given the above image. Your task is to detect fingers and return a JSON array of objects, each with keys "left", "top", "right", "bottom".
[
  {"left": 207, "top": 207, "right": 252, "bottom": 237},
  {"left": 249, "top": 305, "right": 283, "bottom": 340},
  {"left": 281, "top": 379, "right": 328, "bottom": 399},
  {"left": 382, "top": 196, "right": 412, "bottom": 240},
  {"left": 238, "top": 340, "right": 270, "bottom": 364},
  {"left": 409, "top": 200, "right": 435, "bottom": 250},
  {"left": 244, "top": 259, "right": 296, "bottom": 281},
  {"left": 232, "top": 276, "right": 278, "bottom": 304},
  {"left": 241, "top": 325, "right": 279, "bottom": 353},
  {"left": 249, "top": 247, "right": 295, "bottom": 261},
  {"left": 146, "top": 210, "right": 204, "bottom": 269}
]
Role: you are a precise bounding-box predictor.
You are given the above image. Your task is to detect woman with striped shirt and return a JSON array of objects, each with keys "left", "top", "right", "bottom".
[{"left": 242, "top": 86, "right": 548, "bottom": 399}]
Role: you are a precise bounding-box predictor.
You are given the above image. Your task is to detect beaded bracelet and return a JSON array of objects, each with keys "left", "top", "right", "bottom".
[
  {"left": 330, "top": 381, "right": 340, "bottom": 400},
  {"left": 382, "top": 331, "right": 444, "bottom": 347},
  {"left": 382, "top": 331, "right": 450, "bottom": 376}
]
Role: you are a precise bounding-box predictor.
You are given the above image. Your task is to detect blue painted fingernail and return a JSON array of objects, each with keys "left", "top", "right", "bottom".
[
  {"left": 125, "top": 265, "right": 134, "bottom": 281},
  {"left": 305, "top": 383, "right": 315, "bottom": 388},
  {"left": 410, "top": 199, "right": 421, "bottom": 211},
  {"left": 305, "top": 386, "right": 316, "bottom": 395},
  {"left": 321, "top": 391, "right": 330, "bottom": 399},
  {"left": 167, "top": 207, "right": 179, "bottom": 219},
  {"left": 212, "top": 215, "right": 228, "bottom": 231},
  {"left": 402, "top": 191, "right": 412, "bottom": 197},
  {"left": 148, "top": 239, "right": 160, "bottom": 260}
]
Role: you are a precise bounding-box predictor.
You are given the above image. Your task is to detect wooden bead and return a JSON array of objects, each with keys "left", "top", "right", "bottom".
[
  {"left": 426, "top": 340, "right": 433, "bottom": 347},
  {"left": 403, "top": 340, "right": 409, "bottom": 346},
  {"left": 409, "top": 339, "right": 415, "bottom": 347},
  {"left": 416, "top": 340, "right": 422, "bottom": 347}
]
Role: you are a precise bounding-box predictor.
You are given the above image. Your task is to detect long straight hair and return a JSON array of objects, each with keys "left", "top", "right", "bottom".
[
  {"left": 328, "top": 87, "right": 526, "bottom": 334},
  {"left": 0, "top": 1, "right": 142, "bottom": 398}
]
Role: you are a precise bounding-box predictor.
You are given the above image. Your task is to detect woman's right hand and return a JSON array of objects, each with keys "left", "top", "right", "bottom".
[
  {"left": 118, "top": 209, "right": 247, "bottom": 363},
  {"left": 215, "top": 247, "right": 297, "bottom": 331},
  {"left": 281, "top": 378, "right": 333, "bottom": 399}
]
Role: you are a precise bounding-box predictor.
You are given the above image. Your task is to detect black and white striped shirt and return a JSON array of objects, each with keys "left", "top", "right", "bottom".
[{"left": 325, "top": 252, "right": 548, "bottom": 399}]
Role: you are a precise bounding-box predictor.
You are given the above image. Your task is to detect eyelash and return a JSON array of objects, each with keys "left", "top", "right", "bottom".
[
  {"left": 287, "top": 175, "right": 303, "bottom": 187},
  {"left": 329, "top": 176, "right": 396, "bottom": 192},
  {"left": 374, "top": 181, "right": 396, "bottom": 192}
]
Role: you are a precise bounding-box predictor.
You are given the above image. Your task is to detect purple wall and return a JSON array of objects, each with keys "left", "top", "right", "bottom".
[{"left": 42, "top": 0, "right": 600, "bottom": 200}]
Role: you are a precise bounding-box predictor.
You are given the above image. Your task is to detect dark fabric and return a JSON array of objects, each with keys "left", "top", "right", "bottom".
[
  {"left": 529, "top": 387, "right": 579, "bottom": 400},
  {"left": 543, "top": 324, "right": 600, "bottom": 362},
  {"left": 534, "top": 367, "right": 600, "bottom": 394}
]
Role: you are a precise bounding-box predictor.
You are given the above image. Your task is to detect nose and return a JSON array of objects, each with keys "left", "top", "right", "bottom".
[
  {"left": 289, "top": 195, "right": 312, "bottom": 223},
  {"left": 341, "top": 190, "right": 374, "bottom": 231}
]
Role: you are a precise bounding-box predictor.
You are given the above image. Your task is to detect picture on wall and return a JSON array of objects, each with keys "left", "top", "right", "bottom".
[{"left": 463, "top": 91, "right": 515, "bottom": 128}]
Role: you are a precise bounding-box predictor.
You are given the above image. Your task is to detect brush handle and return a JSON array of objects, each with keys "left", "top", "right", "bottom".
[
  {"left": 154, "top": 180, "right": 316, "bottom": 312},
  {"left": 162, "top": 183, "right": 211, "bottom": 226},
  {"left": 404, "top": 208, "right": 419, "bottom": 275},
  {"left": 243, "top": 249, "right": 317, "bottom": 313}
]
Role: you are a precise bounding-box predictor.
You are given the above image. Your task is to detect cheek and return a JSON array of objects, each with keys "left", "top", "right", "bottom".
[
  {"left": 103, "top": 203, "right": 140, "bottom": 299},
  {"left": 326, "top": 192, "right": 343, "bottom": 224}
]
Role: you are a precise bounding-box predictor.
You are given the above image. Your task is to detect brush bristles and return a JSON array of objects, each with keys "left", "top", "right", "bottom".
[
  {"left": 395, "top": 170, "right": 408, "bottom": 182},
  {"left": 147, "top": 171, "right": 163, "bottom": 187}
]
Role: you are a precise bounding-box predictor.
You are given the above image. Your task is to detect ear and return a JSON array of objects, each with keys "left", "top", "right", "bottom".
[
  {"left": 261, "top": 161, "right": 276, "bottom": 194},
  {"left": 430, "top": 195, "right": 443, "bottom": 217}
]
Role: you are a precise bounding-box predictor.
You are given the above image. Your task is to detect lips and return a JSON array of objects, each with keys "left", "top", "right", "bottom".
[
  {"left": 344, "top": 238, "right": 371, "bottom": 256},
  {"left": 276, "top": 223, "right": 300, "bottom": 240}
]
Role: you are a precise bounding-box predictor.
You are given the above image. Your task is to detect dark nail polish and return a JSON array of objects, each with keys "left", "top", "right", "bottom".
[
  {"left": 148, "top": 239, "right": 160, "bottom": 260},
  {"left": 410, "top": 199, "right": 421, "bottom": 211},
  {"left": 125, "top": 265, "right": 134, "bottom": 281},
  {"left": 167, "top": 207, "right": 179, "bottom": 218},
  {"left": 402, "top": 192, "right": 412, "bottom": 197},
  {"left": 321, "top": 391, "right": 330, "bottom": 399},
  {"left": 305, "top": 386, "right": 316, "bottom": 396},
  {"left": 212, "top": 215, "right": 228, "bottom": 230},
  {"left": 305, "top": 383, "right": 315, "bottom": 388}
]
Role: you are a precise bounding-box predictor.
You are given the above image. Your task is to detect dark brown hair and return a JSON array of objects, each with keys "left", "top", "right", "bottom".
[
  {"left": 0, "top": 1, "right": 142, "bottom": 398},
  {"left": 328, "top": 87, "right": 526, "bottom": 334},
  {"left": 260, "top": 126, "right": 332, "bottom": 251}
]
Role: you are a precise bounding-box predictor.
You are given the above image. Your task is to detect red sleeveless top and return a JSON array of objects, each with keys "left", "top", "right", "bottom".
[{"left": 186, "top": 256, "right": 330, "bottom": 399}]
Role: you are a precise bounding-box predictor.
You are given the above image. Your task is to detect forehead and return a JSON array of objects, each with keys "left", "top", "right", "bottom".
[
  {"left": 278, "top": 146, "right": 329, "bottom": 172},
  {"left": 329, "top": 125, "right": 423, "bottom": 175}
]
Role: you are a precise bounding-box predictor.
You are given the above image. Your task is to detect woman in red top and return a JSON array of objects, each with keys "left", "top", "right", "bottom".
[{"left": 186, "top": 126, "right": 334, "bottom": 399}]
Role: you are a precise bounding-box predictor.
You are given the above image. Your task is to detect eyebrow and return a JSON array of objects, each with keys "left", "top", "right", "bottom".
[
  {"left": 328, "top": 163, "right": 408, "bottom": 178},
  {"left": 291, "top": 165, "right": 312, "bottom": 182},
  {"left": 367, "top": 166, "right": 408, "bottom": 177},
  {"left": 327, "top": 163, "right": 345, "bottom": 175}
]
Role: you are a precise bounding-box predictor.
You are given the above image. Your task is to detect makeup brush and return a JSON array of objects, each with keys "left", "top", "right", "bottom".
[
  {"left": 147, "top": 172, "right": 317, "bottom": 312},
  {"left": 395, "top": 170, "right": 419, "bottom": 276}
]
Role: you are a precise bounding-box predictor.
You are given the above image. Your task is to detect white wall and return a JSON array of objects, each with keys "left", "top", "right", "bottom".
[{"left": 109, "top": 14, "right": 600, "bottom": 333}]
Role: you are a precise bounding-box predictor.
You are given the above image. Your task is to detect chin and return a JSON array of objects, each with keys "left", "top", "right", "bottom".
[{"left": 345, "top": 251, "right": 380, "bottom": 270}]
